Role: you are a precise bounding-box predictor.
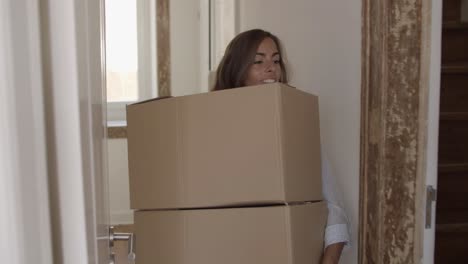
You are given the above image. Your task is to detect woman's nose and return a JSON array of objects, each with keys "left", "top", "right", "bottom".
[{"left": 265, "top": 61, "right": 275, "bottom": 72}]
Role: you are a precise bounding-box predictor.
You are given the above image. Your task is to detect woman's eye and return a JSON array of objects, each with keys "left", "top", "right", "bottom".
[
  {"left": 253, "top": 60, "right": 263, "bottom": 64},
  {"left": 274, "top": 60, "right": 280, "bottom": 64}
]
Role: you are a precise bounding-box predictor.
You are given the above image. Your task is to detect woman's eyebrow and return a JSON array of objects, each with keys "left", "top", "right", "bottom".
[{"left": 255, "top": 52, "right": 280, "bottom": 56}]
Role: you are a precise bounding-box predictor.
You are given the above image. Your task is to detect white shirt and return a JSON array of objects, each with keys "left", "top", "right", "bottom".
[{"left": 322, "top": 153, "right": 351, "bottom": 248}]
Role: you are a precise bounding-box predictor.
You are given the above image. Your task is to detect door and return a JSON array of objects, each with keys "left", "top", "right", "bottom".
[
  {"left": 1, "top": 0, "right": 111, "bottom": 263},
  {"left": 434, "top": 0, "right": 468, "bottom": 262},
  {"left": 40, "top": 0, "right": 111, "bottom": 263},
  {"left": 71, "top": 0, "right": 112, "bottom": 262}
]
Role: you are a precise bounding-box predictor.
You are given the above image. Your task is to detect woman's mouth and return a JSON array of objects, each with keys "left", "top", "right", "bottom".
[{"left": 262, "top": 79, "right": 276, "bottom": 83}]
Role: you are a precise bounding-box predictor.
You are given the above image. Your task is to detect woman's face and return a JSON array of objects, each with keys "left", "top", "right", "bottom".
[{"left": 244, "top": 37, "right": 282, "bottom": 86}]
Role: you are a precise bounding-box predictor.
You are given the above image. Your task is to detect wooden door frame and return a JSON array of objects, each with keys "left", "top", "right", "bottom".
[
  {"left": 360, "top": 0, "right": 433, "bottom": 263},
  {"left": 156, "top": 0, "right": 171, "bottom": 96}
]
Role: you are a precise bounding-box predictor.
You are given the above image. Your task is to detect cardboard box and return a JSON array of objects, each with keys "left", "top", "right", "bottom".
[
  {"left": 134, "top": 202, "right": 327, "bottom": 264},
  {"left": 127, "top": 83, "right": 322, "bottom": 209}
]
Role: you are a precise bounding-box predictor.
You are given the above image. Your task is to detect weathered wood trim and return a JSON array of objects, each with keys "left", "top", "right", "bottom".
[
  {"left": 360, "top": 0, "right": 430, "bottom": 263},
  {"left": 107, "top": 126, "right": 127, "bottom": 139},
  {"left": 157, "top": 0, "right": 171, "bottom": 96}
]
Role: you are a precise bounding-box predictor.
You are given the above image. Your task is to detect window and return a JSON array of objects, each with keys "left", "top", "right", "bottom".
[
  {"left": 105, "top": 0, "right": 236, "bottom": 123},
  {"left": 105, "top": 0, "right": 157, "bottom": 124}
]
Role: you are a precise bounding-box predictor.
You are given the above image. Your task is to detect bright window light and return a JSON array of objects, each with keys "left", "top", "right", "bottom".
[{"left": 105, "top": 0, "right": 138, "bottom": 102}]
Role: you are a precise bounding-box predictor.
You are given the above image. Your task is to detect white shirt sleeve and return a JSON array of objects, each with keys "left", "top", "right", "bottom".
[{"left": 321, "top": 152, "right": 351, "bottom": 249}]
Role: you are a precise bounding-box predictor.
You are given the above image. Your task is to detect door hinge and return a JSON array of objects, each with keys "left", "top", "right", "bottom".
[{"left": 425, "top": 185, "right": 437, "bottom": 229}]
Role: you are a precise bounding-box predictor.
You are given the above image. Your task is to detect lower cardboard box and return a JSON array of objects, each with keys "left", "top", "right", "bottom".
[{"left": 134, "top": 201, "right": 327, "bottom": 264}]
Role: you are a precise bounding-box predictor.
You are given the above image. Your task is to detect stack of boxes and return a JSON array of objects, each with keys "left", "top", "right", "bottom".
[{"left": 126, "top": 83, "right": 327, "bottom": 264}]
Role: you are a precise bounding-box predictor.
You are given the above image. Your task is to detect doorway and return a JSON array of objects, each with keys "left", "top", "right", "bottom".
[{"left": 434, "top": 0, "right": 468, "bottom": 262}]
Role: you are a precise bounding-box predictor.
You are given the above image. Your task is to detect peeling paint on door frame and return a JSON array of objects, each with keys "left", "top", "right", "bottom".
[
  {"left": 360, "top": 0, "right": 431, "bottom": 263},
  {"left": 157, "top": 0, "right": 171, "bottom": 97}
]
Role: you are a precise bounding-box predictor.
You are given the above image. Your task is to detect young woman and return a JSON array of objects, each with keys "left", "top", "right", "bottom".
[{"left": 212, "top": 29, "right": 350, "bottom": 264}]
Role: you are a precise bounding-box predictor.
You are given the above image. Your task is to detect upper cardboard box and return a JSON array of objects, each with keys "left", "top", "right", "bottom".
[{"left": 127, "top": 83, "right": 322, "bottom": 209}]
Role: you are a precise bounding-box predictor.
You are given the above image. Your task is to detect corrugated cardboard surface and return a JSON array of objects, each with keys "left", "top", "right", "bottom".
[
  {"left": 135, "top": 202, "right": 327, "bottom": 264},
  {"left": 127, "top": 83, "right": 322, "bottom": 209}
]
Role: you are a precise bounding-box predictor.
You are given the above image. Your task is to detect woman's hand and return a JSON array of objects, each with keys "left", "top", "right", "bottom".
[{"left": 321, "top": 242, "right": 345, "bottom": 264}]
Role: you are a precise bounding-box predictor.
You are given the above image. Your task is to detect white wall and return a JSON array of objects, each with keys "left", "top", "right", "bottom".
[
  {"left": 170, "top": 0, "right": 203, "bottom": 96},
  {"left": 238, "top": 1, "right": 361, "bottom": 263},
  {"left": 108, "top": 138, "right": 133, "bottom": 224}
]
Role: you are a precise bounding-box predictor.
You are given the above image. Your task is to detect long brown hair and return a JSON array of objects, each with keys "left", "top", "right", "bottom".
[{"left": 212, "top": 29, "right": 288, "bottom": 91}]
